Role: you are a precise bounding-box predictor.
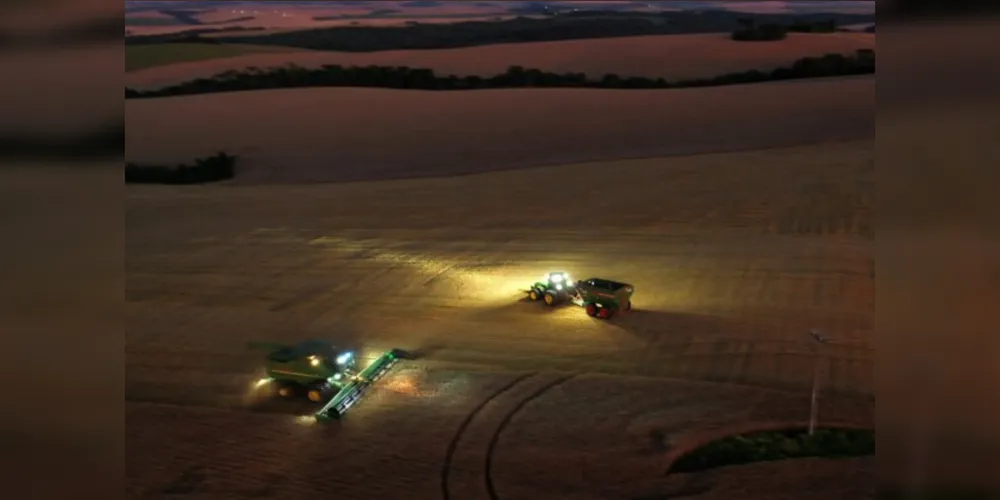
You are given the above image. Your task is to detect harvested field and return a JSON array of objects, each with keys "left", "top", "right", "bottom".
[
  {"left": 126, "top": 32, "right": 876, "bottom": 87},
  {"left": 125, "top": 76, "right": 874, "bottom": 184},
  {"left": 127, "top": 138, "right": 874, "bottom": 499}
]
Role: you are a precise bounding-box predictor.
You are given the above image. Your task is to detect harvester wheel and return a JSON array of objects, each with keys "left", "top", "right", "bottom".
[
  {"left": 543, "top": 291, "right": 558, "bottom": 306},
  {"left": 307, "top": 388, "right": 325, "bottom": 403},
  {"left": 529, "top": 289, "right": 540, "bottom": 301},
  {"left": 307, "top": 382, "right": 330, "bottom": 403},
  {"left": 277, "top": 384, "right": 296, "bottom": 399},
  {"left": 585, "top": 303, "right": 597, "bottom": 317}
]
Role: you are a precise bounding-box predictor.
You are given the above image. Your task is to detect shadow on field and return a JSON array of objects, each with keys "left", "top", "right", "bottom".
[
  {"left": 245, "top": 394, "right": 323, "bottom": 418},
  {"left": 608, "top": 308, "right": 759, "bottom": 350},
  {"left": 471, "top": 294, "right": 571, "bottom": 319}
]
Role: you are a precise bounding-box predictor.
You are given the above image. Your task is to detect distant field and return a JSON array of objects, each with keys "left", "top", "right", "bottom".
[
  {"left": 125, "top": 76, "right": 874, "bottom": 183},
  {"left": 126, "top": 43, "right": 307, "bottom": 72},
  {"left": 126, "top": 32, "right": 875, "bottom": 88}
]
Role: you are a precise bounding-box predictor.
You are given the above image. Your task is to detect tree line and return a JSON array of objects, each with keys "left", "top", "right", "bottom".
[
  {"left": 126, "top": 152, "right": 236, "bottom": 184},
  {"left": 126, "top": 50, "right": 875, "bottom": 100},
  {"left": 732, "top": 18, "right": 839, "bottom": 42}
]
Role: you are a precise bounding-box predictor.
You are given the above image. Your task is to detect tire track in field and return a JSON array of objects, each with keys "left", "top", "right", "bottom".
[
  {"left": 441, "top": 372, "right": 535, "bottom": 500},
  {"left": 484, "top": 373, "right": 577, "bottom": 500},
  {"left": 442, "top": 372, "right": 574, "bottom": 500}
]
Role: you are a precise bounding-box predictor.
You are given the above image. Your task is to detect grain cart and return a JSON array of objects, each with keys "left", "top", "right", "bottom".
[
  {"left": 527, "top": 272, "right": 635, "bottom": 319},
  {"left": 248, "top": 339, "right": 404, "bottom": 422}
]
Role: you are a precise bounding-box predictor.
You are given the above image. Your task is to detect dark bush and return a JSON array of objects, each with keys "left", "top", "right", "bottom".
[
  {"left": 669, "top": 428, "right": 875, "bottom": 473},
  {"left": 124, "top": 50, "right": 874, "bottom": 100},
  {"left": 787, "top": 19, "right": 837, "bottom": 33},
  {"left": 125, "top": 152, "right": 236, "bottom": 184},
  {"left": 732, "top": 23, "right": 788, "bottom": 41}
]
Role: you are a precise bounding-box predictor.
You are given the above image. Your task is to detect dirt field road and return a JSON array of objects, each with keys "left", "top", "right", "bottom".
[{"left": 127, "top": 142, "right": 874, "bottom": 499}]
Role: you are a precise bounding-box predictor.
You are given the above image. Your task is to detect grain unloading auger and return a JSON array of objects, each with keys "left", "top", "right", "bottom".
[{"left": 247, "top": 339, "right": 405, "bottom": 422}]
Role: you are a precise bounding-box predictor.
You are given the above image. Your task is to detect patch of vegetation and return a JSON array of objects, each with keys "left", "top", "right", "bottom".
[
  {"left": 732, "top": 18, "right": 840, "bottom": 41},
  {"left": 732, "top": 23, "right": 788, "bottom": 41},
  {"left": 124, "top": 49, "right": 874, "bottom": 99},
  {"left": 124, "top": 11, "right": 874, "bottom": 51},
  {"left": 126, "top": 43, "right": 280, "bottom": 72},
  {"left": 668, "top": 427, "right": 875, "bottom": 473},
  {"left": 125, "top": 25, "right": 266, "bottom": 43},
  {"left": 787, "top": 19, "right": 838, "bottom": 33},
  {"left": 125, "top": 152, "right": 236, "bottom": 184}
]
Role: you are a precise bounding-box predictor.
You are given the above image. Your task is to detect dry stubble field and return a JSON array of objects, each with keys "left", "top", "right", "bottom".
[
  {"left": 125, "top": 76, "right": 874, "bottom": 184},
  {"left": 127, "top": 138, "right": 874, "bottom": 499}
]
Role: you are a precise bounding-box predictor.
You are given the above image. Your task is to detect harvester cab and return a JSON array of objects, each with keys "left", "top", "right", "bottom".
[{"left": 249, "top": 339, "right": 405, "bottom": 421}]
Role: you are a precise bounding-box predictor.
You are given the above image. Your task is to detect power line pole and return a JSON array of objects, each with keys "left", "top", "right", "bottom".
[{"left": 808, "top": 329, "right": 829, "bottom": 436}]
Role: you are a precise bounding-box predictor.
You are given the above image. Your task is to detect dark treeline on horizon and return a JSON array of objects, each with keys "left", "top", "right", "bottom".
[{"left": 126, "top": 49, "right": 875, "bottom": 99}]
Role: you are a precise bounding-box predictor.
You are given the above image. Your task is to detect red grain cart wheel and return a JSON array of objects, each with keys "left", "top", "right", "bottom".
[{"left": 585, "top": 303, "right": 597, "bottom": 317}]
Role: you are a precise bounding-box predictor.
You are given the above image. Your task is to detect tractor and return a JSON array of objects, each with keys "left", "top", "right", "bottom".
[{"left": 527, "top": 271, "right": 635, "bottom": 319}]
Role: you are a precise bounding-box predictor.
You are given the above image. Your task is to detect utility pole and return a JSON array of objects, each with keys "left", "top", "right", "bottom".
[{"left": 808, "top": 329, "right": 829, "bottom": 436}]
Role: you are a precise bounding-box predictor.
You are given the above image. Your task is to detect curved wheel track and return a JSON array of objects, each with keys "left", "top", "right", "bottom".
[
  {"left": 441, "top": 372, "right": 535, "bottom": 500},
  {"left": 441, "top": 372, "right": 576, "bottom": 500},
  {"left": 484, "top": 374, "right": 576, "bottom": 500}
]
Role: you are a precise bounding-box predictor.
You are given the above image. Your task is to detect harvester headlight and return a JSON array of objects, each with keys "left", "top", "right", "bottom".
[
  {"left": 309, "top": 356, "right": 321, "bottom": 367},
  {"left": 336, "top": 352, "right": 353, "bottom": 365}
]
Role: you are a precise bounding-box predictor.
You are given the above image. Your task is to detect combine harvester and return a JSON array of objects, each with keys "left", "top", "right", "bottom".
[
  {"left": 527, "top": 271, "right": 635, "bottom": 319},
  {"left": 248, "top": 339, "right": 405, "bottom": 422}
]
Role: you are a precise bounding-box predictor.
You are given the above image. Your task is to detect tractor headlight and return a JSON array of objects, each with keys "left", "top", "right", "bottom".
[{"left": 336, "top": 352, "right": 353, "bottom": 365}]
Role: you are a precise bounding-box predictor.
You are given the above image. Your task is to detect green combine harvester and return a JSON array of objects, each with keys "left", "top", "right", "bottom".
[
  {"left": 248, "top": 339, "right": 405, "bottom": 422},
  {"left": 527, "top": 271, "right": 635, "bottom": 319}
]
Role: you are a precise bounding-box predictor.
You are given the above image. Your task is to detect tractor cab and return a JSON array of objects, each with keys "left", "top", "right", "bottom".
[{"left": 545, "top": 271, "right": 574, "bottom": 290}]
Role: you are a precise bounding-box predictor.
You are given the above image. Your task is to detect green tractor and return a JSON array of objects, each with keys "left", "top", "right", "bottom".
[
  {"left": 527, "top": 271, "right": 635, "bottom": 319},
  {"left": 248, "top": 339, "right": 404, "bottom": 422}
]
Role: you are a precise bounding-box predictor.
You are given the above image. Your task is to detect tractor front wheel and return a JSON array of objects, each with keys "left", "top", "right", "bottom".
[{"left": 529, "top": 289, "right": 540, "bottom": 301}]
